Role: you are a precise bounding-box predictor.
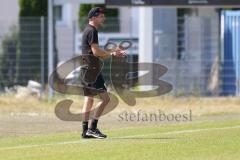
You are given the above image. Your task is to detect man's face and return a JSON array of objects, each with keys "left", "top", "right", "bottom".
[{"left": 92, "top": 13, "right": 105, "bottom": 27}]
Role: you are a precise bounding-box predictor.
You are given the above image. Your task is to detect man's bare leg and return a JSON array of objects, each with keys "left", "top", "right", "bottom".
[
  {"left": 81, "top": 96, "right": 94, "bottom": 137},
  {"left": 82, "top": 96, "right": 94, "bottom": 121},
  {"left": 90, "top": 92, "right": 110, "bottom": 129},
  {"left": 93, "top": 91, "right": 110, "bottom": 119},
  {"left": 86, "top": 91, "right": 110, "bottom": 138}
]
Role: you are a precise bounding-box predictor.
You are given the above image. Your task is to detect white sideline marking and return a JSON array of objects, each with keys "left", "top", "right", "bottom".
[
  {"left": 0, "top": 140, "right": 86, "bottom": 151},
  {"left": 0, "top": 125, "right": 240, "bottom": 151},
  {"left": 114, "top": 125, "right": 240, "bottom": 139}
]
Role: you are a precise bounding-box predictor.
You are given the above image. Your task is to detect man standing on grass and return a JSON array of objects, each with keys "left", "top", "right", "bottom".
[{"left": 81, "top": 7, "right": 126, "bottom": 139}]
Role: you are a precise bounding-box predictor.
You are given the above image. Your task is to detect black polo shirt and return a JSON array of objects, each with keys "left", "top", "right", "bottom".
[{"left": 81, "top": 24, "right": 98, "bottom": 55}]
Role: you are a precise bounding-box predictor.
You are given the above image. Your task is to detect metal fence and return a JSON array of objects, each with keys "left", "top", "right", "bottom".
[
  {"left": 0, "top": 17, "right": 48, "bottom": 95},
  {"left": 158, "top": 15, "right": 221, "bottom": 96},
  {"left": 0, "top": 15, "right": 239, "bottom": 97}
]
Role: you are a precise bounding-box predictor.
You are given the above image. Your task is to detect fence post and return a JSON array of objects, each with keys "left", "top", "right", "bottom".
[
  {"left": 220, "top": 12, "right": 225, "bottom": 95},
  {"left": 40, "top": 16, "right": 45, "bottom": 98},
  {"left": 48, "top": 0, "right": 54, "bottom": 100}
]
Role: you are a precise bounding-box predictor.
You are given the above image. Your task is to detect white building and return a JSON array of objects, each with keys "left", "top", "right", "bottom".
[{"left": 0, "top": 0, "right": 19, "bottom": 49}]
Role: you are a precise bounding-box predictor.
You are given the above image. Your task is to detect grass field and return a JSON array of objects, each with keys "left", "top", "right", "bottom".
[
  {"left": 0, "top": 119, "right": 240, "bottom": 160},
  {"left": 0, "top": 95, "right": 240, "bottom": 160}
]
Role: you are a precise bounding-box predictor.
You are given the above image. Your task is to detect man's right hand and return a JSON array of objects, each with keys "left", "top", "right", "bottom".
[{"left": 112, "top": 48, "right": 127, "bottom": 57}]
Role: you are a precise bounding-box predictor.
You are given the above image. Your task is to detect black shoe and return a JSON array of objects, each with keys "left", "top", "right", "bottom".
[
  {"left": 86, "top": 128, "right": 107, "bottom": 139},
  {"left": 81, "top": 131, "right": 94, "bottom": 139}
]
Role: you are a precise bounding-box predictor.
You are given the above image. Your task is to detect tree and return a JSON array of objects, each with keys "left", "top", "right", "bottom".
[
  {"left": 19, "top": 0, "right": 48, "bottom": 17},
  {"left": 0, "top": 26, "right": 19, "bottom": 87}
]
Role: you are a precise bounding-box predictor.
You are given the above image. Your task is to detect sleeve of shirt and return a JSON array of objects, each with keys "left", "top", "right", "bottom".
[{"left": 88, "top": 29, "right": 98, "bottom": 45}]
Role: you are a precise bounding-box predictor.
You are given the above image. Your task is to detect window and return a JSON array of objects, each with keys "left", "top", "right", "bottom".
[
  {"left": 177, "top": 9, "right": 192, "bottom": 60},
  {"left": 54, "top": 5, "right": 63, "bottom": 22}
]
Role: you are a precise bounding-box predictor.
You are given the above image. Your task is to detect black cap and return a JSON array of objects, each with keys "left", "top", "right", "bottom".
[{"left": 88, "top": 7, "right": 104, "bottom": 19}]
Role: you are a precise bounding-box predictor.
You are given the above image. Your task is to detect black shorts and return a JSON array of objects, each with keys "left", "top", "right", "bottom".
[{"left": 80, "top": 72, "right": 107, "bottom": 96}]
